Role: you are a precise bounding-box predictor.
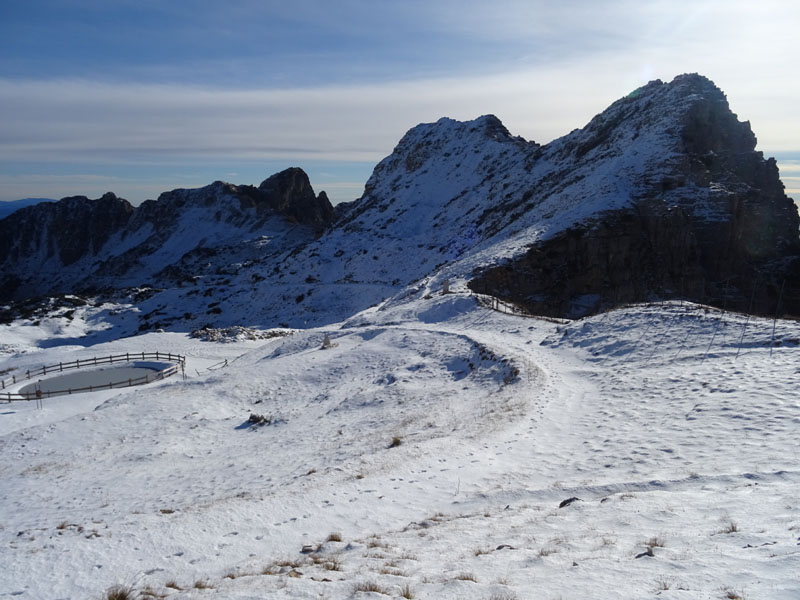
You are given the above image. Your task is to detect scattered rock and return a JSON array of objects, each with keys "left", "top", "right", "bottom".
[
  {"left": 248, "top": 413, "right": 272, "bottom": 426},
  {"left": 191, "top": 326, "right": 293, "bottom": 343},
  {"left": 558, "top": 496, "right": 582, "bottom": 508}
]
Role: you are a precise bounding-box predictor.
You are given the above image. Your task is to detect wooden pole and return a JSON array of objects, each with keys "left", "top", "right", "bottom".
[{"left": 770, "top": 279, "right": 786, "bottom": 357}]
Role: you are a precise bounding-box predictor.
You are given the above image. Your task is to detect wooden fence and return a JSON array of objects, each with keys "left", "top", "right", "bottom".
[{"left": 1, "top": 351, "right": 185, "bottom": 402}]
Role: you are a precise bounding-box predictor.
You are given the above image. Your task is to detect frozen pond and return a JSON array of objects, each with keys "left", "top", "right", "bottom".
[{"left": 17, "top": 361, "right": 174, "bottom": 398}]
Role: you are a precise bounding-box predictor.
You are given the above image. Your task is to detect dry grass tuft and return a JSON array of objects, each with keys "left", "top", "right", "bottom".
[
  {"left": 102, "top": 586, "right": 136, "bottom": 600},
  {"left": 655, "top": 577, "right": 672, "bottom": 591},
  {"left": 353, "top": 580, "right": 389, "bottom": 595},
  {"left": 719, "top": 520, "right": 740, "bottom": 534},
  {"left": 326, "top": 531, "right": 343, "bottom": 543},
  {"left": 489, "top": 592, "right": 519, "bottom": 600},
  {"left": 274, "top": 557, "right": 305, "bottom": 569},
  {"left": 139, "top": 586, "right": 166, "bottom": 599},
  {"left": 261, "top": 564, "right": 280, "bottom": 576}
]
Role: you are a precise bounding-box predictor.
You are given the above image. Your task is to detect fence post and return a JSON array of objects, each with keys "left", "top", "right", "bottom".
[
  {"left": 60, "top": 362, "right": 63, "bottom": 372},
  {"left": 770, "top": 279, "right": 786, "bottom": 358}
]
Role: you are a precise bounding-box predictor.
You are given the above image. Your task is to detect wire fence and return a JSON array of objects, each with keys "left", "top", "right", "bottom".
[
  {"left": 1, "top": 351, "right": 186, "bottom": 402},
  {"left": 473, "top": 293, "right": 569, "bottom": 324}
]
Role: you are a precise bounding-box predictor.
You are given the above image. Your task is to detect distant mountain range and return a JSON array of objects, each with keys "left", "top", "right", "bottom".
[
  {"left": 1, "top": 74, "right": 798, "bottom": 331},
  {"left": 0, "top": 197, "right": 54, "bottom": 220}
]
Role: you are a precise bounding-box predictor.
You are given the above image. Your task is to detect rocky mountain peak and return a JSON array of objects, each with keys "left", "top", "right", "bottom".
[
  {"left": 469, "top": 73, "right": 800, "bottom": 317},
  {"left": 382, "top": 114, "right": 531, "bottom": 175},
  {"left": 258, "top": 167, "right": 334, "bottom": 226}
]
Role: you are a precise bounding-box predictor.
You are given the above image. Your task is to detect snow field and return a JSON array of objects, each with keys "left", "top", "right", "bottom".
[{"left": 0, "top": 296, "right": 798, "bottom": 599}]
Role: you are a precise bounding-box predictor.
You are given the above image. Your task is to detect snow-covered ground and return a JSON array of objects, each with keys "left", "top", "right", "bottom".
[{"left": 1, "top": 294, "right": 798, "bottom": 599}]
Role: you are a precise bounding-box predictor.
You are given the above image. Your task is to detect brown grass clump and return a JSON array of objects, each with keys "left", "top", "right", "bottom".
[
  {"left": 102, "top": 586, "right": 135, "bottom": 600},
  {"left": 353, "top": 580, "right": 389, "bottom": 594}
]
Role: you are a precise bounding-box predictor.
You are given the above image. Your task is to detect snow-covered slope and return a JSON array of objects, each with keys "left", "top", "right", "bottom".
[{"left": 1, "top": 294, "right": 798, "bottom": 599}]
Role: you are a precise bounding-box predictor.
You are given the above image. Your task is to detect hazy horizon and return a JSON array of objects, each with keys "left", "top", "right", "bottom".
[{"left": 2, "top": 1, "right": 798, "bottom": 205}]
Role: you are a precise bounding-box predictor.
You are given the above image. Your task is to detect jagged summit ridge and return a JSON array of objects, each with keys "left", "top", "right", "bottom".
[{"left": 0, "top": 168, "right": 333, "bottom": 302}]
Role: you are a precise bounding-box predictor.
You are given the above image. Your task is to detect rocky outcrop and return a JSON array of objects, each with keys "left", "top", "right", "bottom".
[
  {"left": 468, "top": 75, "right": 800, "bottom": 317},
  {"left": 258, "top": 167, "right": 334, "bottom": 227}
]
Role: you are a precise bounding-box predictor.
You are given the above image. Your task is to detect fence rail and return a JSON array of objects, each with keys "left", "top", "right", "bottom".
[
  {"left": 1, "top": 351, "right": 185, "bottom": 402},
  {"left": 474, "top": 293, "right": 569, "bottom": 323}
]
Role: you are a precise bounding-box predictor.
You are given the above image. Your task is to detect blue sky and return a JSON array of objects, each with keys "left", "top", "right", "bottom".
[{"left": 1, "top": 0, "right": 798, "bottom": 205}]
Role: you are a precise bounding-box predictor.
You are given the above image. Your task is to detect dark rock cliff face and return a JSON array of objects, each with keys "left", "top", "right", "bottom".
[
  {"left": 258, "top": 167, "right": 334, "bottom": 227},
  {"left": 0, "top": 168, "right": 333, "bottom": 302},
  {"left": 469, "top": 75, "right": 800, "bottom": 317},
  {"left": 2, "top": 192, "right": 134, "bottom": 267},
  {"left": 0, "top": 193, "right": 134, "bottom": 300}
]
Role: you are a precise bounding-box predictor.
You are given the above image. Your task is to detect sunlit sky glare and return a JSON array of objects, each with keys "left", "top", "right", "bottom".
[{"left": 1, "top": 0, "right": 798, "bottom": 205}]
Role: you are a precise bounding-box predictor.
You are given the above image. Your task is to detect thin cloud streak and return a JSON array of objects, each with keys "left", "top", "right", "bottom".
[
  {"left": 0, "top": 70, "right": 619, "bottom": 165},
  {"left": 2, "top": 61, "right": 797, "bottom": 169}
]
